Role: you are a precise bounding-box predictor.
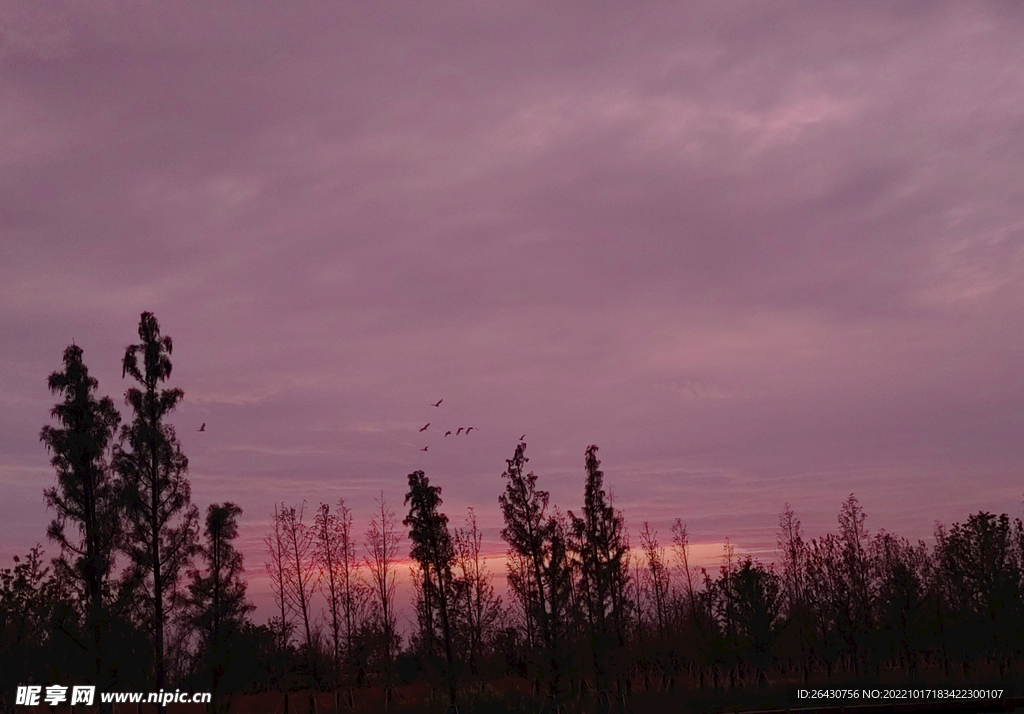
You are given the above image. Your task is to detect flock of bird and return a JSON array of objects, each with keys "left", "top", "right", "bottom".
[
  {"left": 194, "top": 400, "right": 528, "bottom": 454},
  {"left": 418, "top": 398, "right": 481, "bottom": 451}
]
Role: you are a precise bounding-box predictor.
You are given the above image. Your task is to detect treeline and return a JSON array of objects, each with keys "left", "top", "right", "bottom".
[{"left": 4, "top": 312, "right": 1024, "bottom": 713}]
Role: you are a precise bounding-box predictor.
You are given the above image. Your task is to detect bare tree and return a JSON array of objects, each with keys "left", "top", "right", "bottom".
[
  {"left": 339, "top": 501, "right": 368, "bottom": 699},
  {"left": 672, "top": 520, "right": 711, "bottom": 689},
  {"left": 453, "top": 508, "right": 505, "bottom": 677},
  {"left": 280, "top": 503, "right": 319, "bottom": 663},
  {"left": 264, "top": 504, "right": 293, "bottom": 651},
  {"left": 365, "top": 492, "right": 400, "bottom": 708},
  {"left": 313, "top": 498, "right": 368, "bottom": 711},
  {"left": 639, "top": 523, "right": 669, "bottom": 640},
  {"left": 314, "top": 502, "right": 344, "bottom": 687}
]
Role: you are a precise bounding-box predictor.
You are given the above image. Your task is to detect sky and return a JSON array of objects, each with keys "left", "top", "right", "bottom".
[{"left": 2, "top": 2, "right": 1024, "bottom": 624}]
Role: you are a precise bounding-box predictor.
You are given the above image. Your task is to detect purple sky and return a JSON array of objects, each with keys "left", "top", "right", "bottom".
[{"left": 3, "top": 2, "right": 1024, "bottom": 623}]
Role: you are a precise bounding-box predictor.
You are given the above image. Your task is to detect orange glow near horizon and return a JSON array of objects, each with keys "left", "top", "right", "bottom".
[{"left": 243, "top": 539, "right": 753, "bottom": 628}]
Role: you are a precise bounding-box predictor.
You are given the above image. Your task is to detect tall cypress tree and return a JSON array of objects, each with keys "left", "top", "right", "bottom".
[
  {"left": 569, "top": 445, "right": 630, "bottom": 699},
  {"left": 114, "top": 312, "right": 199, "bottom": 696},
  {"left": 404, "top": 471, "right": 458, "bottom": 709},
  {"left": 40, "top": 344, "right": 122, "bottom": 695},
  {"left": 499, "top": 442, "right": 563, "bottom": 703}
]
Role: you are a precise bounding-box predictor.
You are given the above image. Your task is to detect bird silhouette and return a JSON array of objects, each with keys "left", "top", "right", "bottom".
[
  {"left": 445, "top": 431, "right": 452, "bottom": 437},
  {"left": 419, "top": 423, "right": 430, "bottom": 432},
  {"left": 466, "top": 427, "right": 475, "bottom": 434},
  {"left": 431, "top": 399, "right": 443, "bottom": 407},
  {"left": 198, "top": 423, "right": 206, "bottom": 432},
  {"left": 519, "top": 434, "right": 526, "bottom": 441},
  {"left": 456, "top": 427, "right": 464, "bottom": 435},
  {"left": 421, "top": 446, "right": 429, "bottom": 452}
]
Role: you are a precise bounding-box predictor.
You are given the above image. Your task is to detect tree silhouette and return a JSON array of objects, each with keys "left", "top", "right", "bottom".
[
  {"left": 314, "top": 498, "right": 366, "bottom": 708},
  {"left": 775, "top": 504, "right": 812, "bottom": 683},
  {"left": 39, "top": 344, "right": 122, "bottom": 697},
  {"left": 403, "top": 471, "right": 458, "bottom": 710},
  {"left": 365, "top": 492, "right": 401, "bottom": 708},
  {"left": 114, "top": 311, "right": 199, "bottom": 699},
  {"left": 639, "top": 523, "right": 669, "bottom": 641},
  {"left": 837, "top": 494, "right": 873, "bottom": 675},
  {"left": 279, "top": 502, "right": 319, "bottom": 679},
  {"left": 671, "top": 519, "right": 712, "bottom": 689},
  {"left": 182, "top": 503, "right": 253, "bottom": 710},
  {"left": 264, "top": 504, "right": 294, "bottom": 652},
  {"left": 569, "top": 445, "right": 630, "bottom": 704},
  {"left": 498, "top": 443, "right": 563, "bottom": 704},
  {"left": 937, "top": 512, "right": 1024, "bottom": 676},
  {"left": 722, "top": 557, "right": 781, "bottom": 686},
  {"left": 870, "top": 531, "right": 927, "bottom": 680},
  {"left": 0, "top": 547, "right": 81, "bottom": 706},
  {"left": 453, "top": 508, "right": 505, "bottom": 677}
]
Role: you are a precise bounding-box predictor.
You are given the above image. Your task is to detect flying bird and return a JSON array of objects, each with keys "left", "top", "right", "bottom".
[
  {"left": 431, "top": 399, "right": 443, "bottom": 407},
  {"left": 456, "top": 427, "right": 464, "bottom": 435},
  {"left": 421, "top": 446, "right": 429, "bottom": 452},
  {"left": 466, "top": 427, "right": 475, "bottom": 434},
  {"left": 445, "top": 431, "right": 452, "bottom": 437},
  {"left": 198, "top": 423, "right": 206, "bottom": 432},
  {"left": 419, "top": 423, "right": 430, "bottom": 432},
  {"left": 519, "top": 434, "right": 526, "bottom": 441}
]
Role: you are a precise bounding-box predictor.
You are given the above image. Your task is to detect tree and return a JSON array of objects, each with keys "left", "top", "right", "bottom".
[
  {"left": 776, "top": 504, "right": 812, "bottom": 682},
  {"left": 314, "top": 498, "right": 365, "bottom": 707},
  {"left": 365, "top": 492, "right": 401, "bottom": 708},
  {"left": 837, "top": 494, "right": 873, "bottom": 675},
  {"left": 870, "top": 532, "right": 927, "bottom": 679},
  {"left": 39, "top": 344, "right": 122, "bottom": 694},
  {"left": 453, "top": 508, "right": 505, "bottom": 676},
  {"left": 639, "top": 523, "right": 669, "bottom": 640},
  {"left": 776, "top": 504, "right": 806, "bottom": 615},
  {"left": 937, "top": 512, "right": 1024, "bottom": 675},
  {"left": 183, "top": 503, "right": 253, "bottom": 707},
  {"left": 672, "top": 519, "right": 713, "bottom": 689},
  {"left": 313, "top": 502, "right": 343, "bottom": 687},
  {"left": 721, "top": 558, "right": 781, "bottom": 686},
  {"left": 804, "top": 534, "right": 845, "bottom": 681},
  {"left": 404, "top": 471, "right": 458, "bottom": 708},
  {"left": 0, "top": 547, "right": 81, "bottom": 705},
  {"left": 569, "top": 445, "right": 630, "bottom": 700},
  {"left": 495, "top": 442, "right": 569, "bottom": 704},
  {"left": 542, "top": 507, "right": 575, "bottom": 693},
  {"left": 114, "top": 311, "right": 199, "bottom": 696},
  {"left": 264, "top": 504, "right": 293, "bottom": 651},
  {"left": 280, "top": 503, "right": 318, "bottom": 667},
  {"left": 497, "top": 446, "right": 552, "bottom": 680}
]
